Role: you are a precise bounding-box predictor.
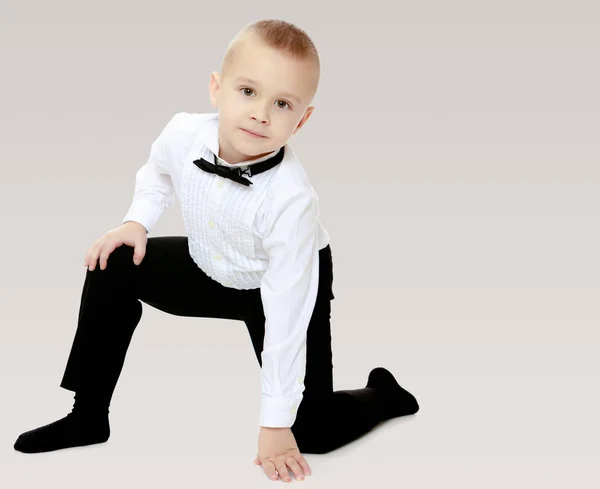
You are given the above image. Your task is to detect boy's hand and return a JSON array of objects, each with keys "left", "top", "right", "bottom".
[
  {"left": 84, "top": 221, "right": 148, "bottom": 271},
  {"left": 255, "top": 426, "right": 311, "bottom": 482}
]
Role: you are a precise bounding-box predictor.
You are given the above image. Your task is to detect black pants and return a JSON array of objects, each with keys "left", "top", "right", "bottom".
[{"left": 60, "top": 236, "right": 380, "bottom": 454}]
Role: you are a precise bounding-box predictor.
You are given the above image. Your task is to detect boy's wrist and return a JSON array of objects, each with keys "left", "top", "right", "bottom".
[{"left": 123, "top": 220, "right": 148, "bottom": 233}]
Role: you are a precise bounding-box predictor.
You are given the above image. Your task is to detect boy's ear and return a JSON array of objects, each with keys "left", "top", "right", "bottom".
[
  {"left": 209, "top": 71, "right": 221, "bottom": 108},
  {"left": 293, "top": 106, "right": 314, "bottom": 135}
]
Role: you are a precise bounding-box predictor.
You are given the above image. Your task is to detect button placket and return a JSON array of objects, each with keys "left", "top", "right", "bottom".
[{"left": 208, "top": 175, "right": 227, "bottom": 271}]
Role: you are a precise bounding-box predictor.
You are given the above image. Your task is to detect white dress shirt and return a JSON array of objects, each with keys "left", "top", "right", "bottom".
[{"left": 122, "top": 112, "right": 330, "bottom": 427}]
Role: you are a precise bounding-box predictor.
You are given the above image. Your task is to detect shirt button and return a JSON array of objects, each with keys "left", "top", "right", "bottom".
[
  {"left": 213, "top": 253, "right": 222, "bottom": 261},
  {"left": 208, "top": 220, "right": 215, "bottom": 228},
  {"left": 217, "top": 180, "right": 225, "bottom": 189},
  {"left": 290, "top": 405, "right": 297, "bottom": 414},
  {"left": 297, "top": 376, "right": 303, "bottom": 384}
]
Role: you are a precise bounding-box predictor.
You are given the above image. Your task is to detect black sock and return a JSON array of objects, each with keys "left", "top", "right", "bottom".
[
  {"left": 366, "top": 367, "right": 420, "bottom": 420},
  {"left": 14, "top": 392, "right": 110, "bottom": 454}
]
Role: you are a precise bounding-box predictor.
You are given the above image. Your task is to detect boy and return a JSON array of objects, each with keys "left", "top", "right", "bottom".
[{"left": 13, "top": 19, "right": 419, "bottom": 482}]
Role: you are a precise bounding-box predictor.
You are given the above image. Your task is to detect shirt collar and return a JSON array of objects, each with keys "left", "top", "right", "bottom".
[{"left": 204, "top": 113, "right": 280, "bottom": 169}]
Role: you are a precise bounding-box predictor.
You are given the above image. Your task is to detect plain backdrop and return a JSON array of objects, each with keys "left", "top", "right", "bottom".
[{"left": 1, "top": 1, "right": 598, "bottom": 488}]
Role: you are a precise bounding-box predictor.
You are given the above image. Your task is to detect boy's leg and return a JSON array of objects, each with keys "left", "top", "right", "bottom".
[
  {"left": 60, "top": 235, "right": 244, "bottom": 400},
  {"left": 14, "top": 236, "right": 245, "bottom": 454},
  {"left": 239, "top": 245, "right": 420, "bottom": 455}
]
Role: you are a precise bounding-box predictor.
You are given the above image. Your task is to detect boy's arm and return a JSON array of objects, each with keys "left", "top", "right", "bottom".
[
  {"left": 121, "top": 115, "right": 180, "bottom": 233},
  {"left": 258, "top": 185, "right": 320, "bottom": 428}
]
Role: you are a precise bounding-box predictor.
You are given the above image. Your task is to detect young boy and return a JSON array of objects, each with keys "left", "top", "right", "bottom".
[{"left": 13, "top": 19, "right": 419, "bottom": 482}]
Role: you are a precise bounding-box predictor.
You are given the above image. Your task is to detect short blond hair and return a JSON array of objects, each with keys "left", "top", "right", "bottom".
[{"left": 221, "top": 19, "right": 320, "bottom": 98}]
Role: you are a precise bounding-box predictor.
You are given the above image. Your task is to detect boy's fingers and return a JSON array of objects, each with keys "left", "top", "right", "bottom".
[
  {"left": 85, "top": 238, "right": 101, "bottom": 265},
  {"left": 98, "top": 243, "right": 113, "bottom": 270},
  {"left": 87, "top": 239, "right": 105, "bottom": 270},
  {"left": 84, "top": 248, "right": 94, "bottom": 267},
  {"left": 275, "top": 460, "right": 291, "bottom": 482},
  {"left": 133, "top": 243, "right": 146, "bottom": 265},
  {"left": 100, "top": 241, "right": 120, "bottom": 270},
  {"left": 98, "top": 247, "right": 108, "bottom": 270},
  {"left": 263, "top": 460, "right": 278, "bottom": 480},
  {"left": 297, "top": 455, "right": 311, "bottom": 475},
  {"left": 88, "top": 248, "right": 99, "bottom": 270},
  {"left": 286, "top": 457, "right": 304, "bottom": 480}
]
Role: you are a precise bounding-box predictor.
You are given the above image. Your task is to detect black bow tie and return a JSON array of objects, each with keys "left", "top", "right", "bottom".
[{"left": 192, "top": 147, "right": 285, "bottom": 186}]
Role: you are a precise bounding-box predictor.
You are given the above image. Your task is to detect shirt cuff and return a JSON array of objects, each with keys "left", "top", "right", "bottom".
[
  {"left": 259, "top": 394, "right": 301, "bottom": 428},
  {"left": 122, "top": 199, "right": 164, "bottom": 233}
]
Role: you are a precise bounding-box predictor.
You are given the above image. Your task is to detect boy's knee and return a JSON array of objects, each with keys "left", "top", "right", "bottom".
[
  {"left": 294, "top": 428, "right": 338, "bottom": 454},
  {"left": 292, "top": 417, "right": 336, "bottom": 455},
  {"left": 87, "top": 245, "right": 135, "bottom": 275}
]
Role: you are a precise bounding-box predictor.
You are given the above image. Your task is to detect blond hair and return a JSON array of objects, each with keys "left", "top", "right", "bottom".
[{"left": 220, "top": 19, "right": 320, "bottom": 98}]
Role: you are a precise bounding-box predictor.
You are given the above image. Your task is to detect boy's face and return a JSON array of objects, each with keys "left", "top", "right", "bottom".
[{"left": 209, "top": 34, "right": 317, "bottom": 164}]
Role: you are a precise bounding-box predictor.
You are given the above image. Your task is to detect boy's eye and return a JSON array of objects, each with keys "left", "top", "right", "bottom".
[{"left": 240, "top": 88, "right": 290, "bottom": 109}]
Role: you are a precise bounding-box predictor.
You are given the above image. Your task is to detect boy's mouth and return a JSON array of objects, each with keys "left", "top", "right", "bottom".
[{"left": 241, "top": 128, "right": 267, "bottom": 138}]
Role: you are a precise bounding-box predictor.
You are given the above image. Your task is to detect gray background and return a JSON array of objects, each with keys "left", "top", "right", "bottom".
[{"left": 1, "top": 1, "right": 598, "bottom": 487}]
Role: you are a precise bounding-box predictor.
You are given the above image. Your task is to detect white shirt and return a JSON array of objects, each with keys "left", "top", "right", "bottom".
[{"left": 122, "top": 112, "right": 330, "bottom": 427}]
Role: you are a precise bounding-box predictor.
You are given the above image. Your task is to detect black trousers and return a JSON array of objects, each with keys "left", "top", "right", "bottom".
[{"left": 60, "top": 236, "right": 381, "bottom": 454}]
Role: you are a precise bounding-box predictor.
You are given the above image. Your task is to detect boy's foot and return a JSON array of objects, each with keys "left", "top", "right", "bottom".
[
  {"left": 366, "top": 366, "right": 420, "bottom": 420},
  {"left": 14, "top": 412, "right": 110, "bottom": 454}
]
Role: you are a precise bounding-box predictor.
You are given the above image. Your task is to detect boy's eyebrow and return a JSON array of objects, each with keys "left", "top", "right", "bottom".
[{"left": 234, "top": 76, "right": 302, "bottom": 104}]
